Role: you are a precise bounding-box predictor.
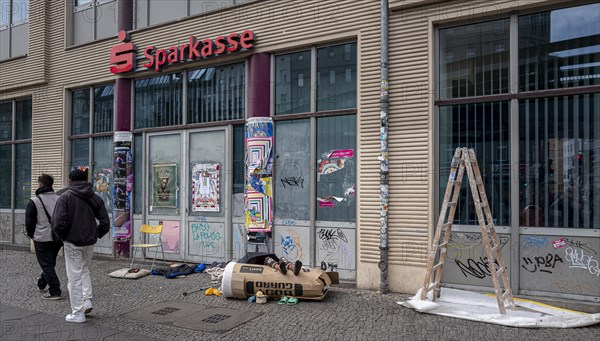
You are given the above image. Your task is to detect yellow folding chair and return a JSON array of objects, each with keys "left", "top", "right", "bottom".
[{"left": 130, "top": 224, "right": 166, "bottom": 271}]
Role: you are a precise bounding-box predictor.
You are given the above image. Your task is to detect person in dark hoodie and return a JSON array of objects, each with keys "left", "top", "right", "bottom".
[
  {"left": 52, "top": 169, "right": 110, "bottom": 323},
  {"left": 25, "top": 174, "right": 63, "bottom": 300}
]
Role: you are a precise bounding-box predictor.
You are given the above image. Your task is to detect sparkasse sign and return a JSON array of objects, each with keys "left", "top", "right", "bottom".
[{"left": 110, "top": 29, "right": 255, "bottom": 74}]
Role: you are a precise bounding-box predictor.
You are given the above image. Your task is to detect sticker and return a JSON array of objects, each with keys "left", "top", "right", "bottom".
[
  {"left": 318, "top": 200, "right": 335, "bottom": 208},
  {"left": 552, "top": 238, "right": 566, "bottom": 249},
  {"left": 327, "top": 149, "right": 354, "bottom": 159},
  {"left": 344, "top": 185, "right": 356, "bottom": 197},
  {"left": 317, "top": 196, "right": 345, "bottom": 207},
  {"left": 318, "top": 159, "right": 346, "bottom": 175}
]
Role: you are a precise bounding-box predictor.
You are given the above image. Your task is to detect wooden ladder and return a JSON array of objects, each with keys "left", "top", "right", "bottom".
[{"left": 420, "top": 147, "right": 515, "bottom": 314}]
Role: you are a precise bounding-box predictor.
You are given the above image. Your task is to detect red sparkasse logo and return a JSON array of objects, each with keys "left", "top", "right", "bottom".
[
  {"left": 110, "top": 31, "right": 136, "bottom": 74},
  {"left": 110, "top": 29, "right": 255, "bottom": 74}
]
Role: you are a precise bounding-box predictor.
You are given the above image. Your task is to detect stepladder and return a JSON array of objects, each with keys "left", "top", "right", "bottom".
[{"left": 420, "top": 147, "right": 515, "bottom": 314}]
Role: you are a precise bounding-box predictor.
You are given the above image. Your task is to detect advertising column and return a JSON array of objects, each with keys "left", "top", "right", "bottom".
[
  {"left": 111, "top": 0, "right": 134, "bottom": 258},
  {"left": 113, "top": 132, "right": 133, "bottom": 257},
  {"left": 244, "top": 53, "right": 271, "bottom": 249}
]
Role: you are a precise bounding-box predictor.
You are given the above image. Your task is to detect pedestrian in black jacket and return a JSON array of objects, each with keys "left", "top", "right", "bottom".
[
  {"left": 52, "top": 169, "right": 110, "bottom": 323},
  {"left": 25, "top": 174, "right": 63, "bottom": 300}
]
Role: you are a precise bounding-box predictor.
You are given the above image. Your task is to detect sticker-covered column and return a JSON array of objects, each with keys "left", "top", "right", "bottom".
[
  {"left": 113, "top": 132, "right": 133, "bottom": 257},
  {"left": 245, "top": 117, "right": 274, "bottom": 240}
]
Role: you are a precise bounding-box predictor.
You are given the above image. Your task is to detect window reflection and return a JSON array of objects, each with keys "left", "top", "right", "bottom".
[
  {"left": 187, "top": 63, "right": 245, "bottom": 123},
  {"left": 519, "top": 3, "right": 600, "bottom": 91},
  {"left": 11, "top": 0, "right": 27, "bottom": 24},
  {"left": 439, "top": 102, "right": 511, "bottom": 226},
  {"left": 317, "top": 43, "right": 357, "bottom": 111},
  {"left": 72, "top": 90, "right": 90, "bottom": 135},
  {"left": 93, "top": 85, "right": 114, "bottom": 133},
  {"left": 275, "top": 51, "right": 311, "bottom": 115},
  {"left": 135, "top": 73, "right": 183, "bottom": 129},
  {"left": 439, "top": 19, "right": 510, "bottom": 99},
  {"left": 519, "top": 94, "right": 600, "bottom": 228}
]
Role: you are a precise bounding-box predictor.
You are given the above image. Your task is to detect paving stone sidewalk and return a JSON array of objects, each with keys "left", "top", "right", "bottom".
[{"left": 1, "top": 249, "right": 598, "bottom": 341}]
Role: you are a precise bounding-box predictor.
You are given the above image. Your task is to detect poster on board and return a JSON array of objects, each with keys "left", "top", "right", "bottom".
[
  {"left": 113, "top": 131, "right": 133, "bottom": 239},
  {"left": 245, "top": 117, "right": 274, "bottom": 232},
  {"left": 152, "top": 163, "right": 177, "bottom": 208},
  {"left": 93, "top": 168, "right": 112, "bottom": 212},
  {"left": 161, "top": 220, "right": 180, "bottom": 253},
  {"left": 191, "top": 163, "right": 220, "bottom": 212}
]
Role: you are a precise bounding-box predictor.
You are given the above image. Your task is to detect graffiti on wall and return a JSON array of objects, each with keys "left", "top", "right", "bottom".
[
  {"left": 0, "top": 214, "right": 12, "bottom": 242},
  {"left": 316, "top": 228, "right": 354, "bottom": 270},
  {"left": 521, "top": 236, "right": 549, "bottom": 250},
  {"left": 13, "top": 213, "right": 26, "bottom": 245},
  {"left": 442, "top": 233, "right": 510, "bottom": 280},
  {"left": 275, "top": 157, "right": 310, "bottom": 220},
  {"left": 447, "top": 233, "right": 509, "bottom": 261},
  {"left": 280, "top": 228, "right": 304, "bottom": 261},
  {"left": 564, "top": 238, "right": 597, "bottom": 255},
  {"left": 232, "top": 223, "right": 247, "bottom": 260},
  {"left": 564, "top": 247, "right": 600, "bottom": 277},
  {"left": 519, "top": 235, "right": 600, "bottom": 297},
  {"left": 521, "top": 253, "right": 563, "bottom": 274},
  {"left": 446, "top": 233, "right": 509, "bottom": 280},
  {"left": 190, "top": 222, "right": 223, "bottom": 257}
]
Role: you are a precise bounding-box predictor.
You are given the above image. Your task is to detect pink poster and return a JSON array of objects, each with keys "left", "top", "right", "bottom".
[
  {"left": 161, "top": 220, "right": 180, "bottom": 253},
  {"left": 327, "top": 149, "right": 354, "bottom": 159}
]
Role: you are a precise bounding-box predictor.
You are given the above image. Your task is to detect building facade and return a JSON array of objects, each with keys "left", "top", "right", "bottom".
[{"left": 0, "top": 0, "right": 598, "bottom": 302}]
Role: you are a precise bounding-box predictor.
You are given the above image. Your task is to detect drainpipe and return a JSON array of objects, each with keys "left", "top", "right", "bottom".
[{"left": 379, "top": 0, "right": 390, "bottom": 294}]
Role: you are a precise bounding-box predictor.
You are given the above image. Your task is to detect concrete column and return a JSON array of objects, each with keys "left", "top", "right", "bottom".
[
  {"left": 113, "top": 0, "right": 134, "bottom": 258},
  {"left": 245, "top": 53, "right": 272, "bottom": 246}
]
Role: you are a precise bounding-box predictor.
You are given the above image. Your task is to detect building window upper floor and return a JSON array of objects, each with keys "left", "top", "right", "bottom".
[
  {"left": 69, "top": 0, "right": 258, "bottom": 46},
  {"left": 0, "top": 0, "right": 28, "bottom": 60}
]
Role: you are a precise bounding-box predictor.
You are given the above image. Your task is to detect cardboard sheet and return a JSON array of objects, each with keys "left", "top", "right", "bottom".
[{"left": 222, "top": 262, "right": 332, "bottom": 300}]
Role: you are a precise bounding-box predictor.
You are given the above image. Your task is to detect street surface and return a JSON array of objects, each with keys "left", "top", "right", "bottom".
[{"left": 0, "top": 249, "right": 598, "bottom": 340}]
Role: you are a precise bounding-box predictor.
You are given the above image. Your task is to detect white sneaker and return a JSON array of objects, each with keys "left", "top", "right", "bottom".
[
  {"left": 83, "top": 299, "right": 93, "bottom": 314},
  {"left": 65, "top": 313, "right": 86, "bottom": 323}
]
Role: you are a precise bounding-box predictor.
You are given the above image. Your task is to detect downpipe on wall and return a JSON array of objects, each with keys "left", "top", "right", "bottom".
[{"left": 379, "top": 0, "right": 389, "bottom": 295}]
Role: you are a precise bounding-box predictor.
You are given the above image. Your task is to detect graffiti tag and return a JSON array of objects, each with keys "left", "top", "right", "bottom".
[
  {"left": 521, "top": 236, "right": 549, "bottom": 250},
  {"left": 317, "top": 228, "right": 348, "bottom": 243},
  {"left": 281, "top": 176, "right": 305, "bottom": 188},
  {"left": 0, "top": 215, "right": 11, "bottom": 242},
  {"left": 564, "top": 238, "right": 597, "bottom": 255},
  {"left": 455, "top": 257, "right": 505, "bottom": 279},
  {"left": 191, "top": 223, "right": 222, "bottom": 242},
  {"left": 455, "top": 257, "right": 504, "bottom": 279},
  {"left": 198, "top": 241, "right": 219, "bottom": 254},
  {"left": 564, "top": 247, "right": 600, "bottom": 277},
  {"left": 317, "top": 229, "right": 353, "bottom": 269},
  {"left": 282, "top": 219, "right": 296, "bottom": 226},
  {"left": 447, "top": 233, "right": 508, "bottom": 261},
  {"left": 521, "top": 253, "right": 563, "bottom": 274},
  {"left": 280, "top": 229, "right": 303, "bottom": 260}
]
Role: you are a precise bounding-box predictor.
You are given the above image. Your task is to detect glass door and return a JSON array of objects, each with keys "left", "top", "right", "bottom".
[
  {"left": 186, "top": 127, "right": 230, "bottom": 264},
  {"left": 146, "top": 132, "right": 184, "bottom": 261}
]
